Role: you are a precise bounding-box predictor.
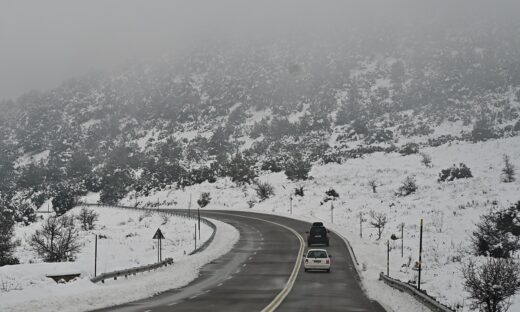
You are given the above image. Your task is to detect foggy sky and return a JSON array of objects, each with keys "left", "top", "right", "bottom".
[{"left": 1, "top": 0, "right": 518, "bottom": 101}]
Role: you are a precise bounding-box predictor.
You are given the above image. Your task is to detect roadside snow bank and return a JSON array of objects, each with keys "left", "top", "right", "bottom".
[{"left": 1, "top": 207, "right": 239, "bottom": 312}]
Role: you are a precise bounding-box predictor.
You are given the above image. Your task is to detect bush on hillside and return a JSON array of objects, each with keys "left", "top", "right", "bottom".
[
  {"left": 438, "top": 163, "right": 473, "bottom": 182},
  {"left": 294, "top": 186, "right": 304, "bottom": 197},
  {"left": 52, "top": 185, "right": 77, "bottom": 216},
  {"left": 0, "top": 205, "right": 19, "bottom": 266},
  {"left": 29, "top": 215, "right": 80, "bottom": 262},
  {"left": 396, "top": 175, "right": 417, "bottom": 197},
  {"left": 225, "top": 153, "right": 257, "bottom": 185},
  {"left": 197, "top": 192, "right": 211, "bottom": 208},
  {"left": 254, "top": 181, "right": 275, "bottom": 201},
  {"left": 285, "top": 153, "right": 312, "bottom": 181},
  {"left": 77, "top": 207, "right": 99, "bottom": 231},
  {"left": 501, "top": 154, "right": 516, "bottom": 183},
  {"left": 472, "top": 201, "right": 520, "bottom": 258},
  {"left": 471, "top": 115, "right": 496, "bottom": 142},
  {"left": 399, "top": 142, "right": 420, "bottom": 155},
  {"left": 14, "top": 202, "right": 37, "bottom": 226},
  {"left": 462, "top": 257, "right": 520, "bottom": 312}
]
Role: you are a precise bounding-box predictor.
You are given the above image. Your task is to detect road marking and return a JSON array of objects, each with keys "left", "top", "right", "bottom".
[
  {"left": 217, "top": 283, "right": 223, "bottom": 287},
  {"left": 189, "top": 295, "right": 199, "bottom": 300},
  {"left": 205, "top": 211, "right": 305, "bottom": 312},
  {"left": 248, "top": 257, "right": 253, "bottom": 260},
  {"left": 242, "top": 263, "right": 247, "bottom": 267},
  {"left": 167, "top": 302, "right": 178, "bottom": 306}
]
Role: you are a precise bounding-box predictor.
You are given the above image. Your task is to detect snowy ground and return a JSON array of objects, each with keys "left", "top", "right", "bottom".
[
  {"left": 0, "top": 206, "right": 239, "bottom": 312},
  {"left": 129, "top": 136, "right": 520, "bottom": 312}
]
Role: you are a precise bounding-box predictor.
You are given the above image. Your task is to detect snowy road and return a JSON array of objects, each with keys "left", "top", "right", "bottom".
[{"left": 96, "top": 210, "right": 385, "bottom": 312}]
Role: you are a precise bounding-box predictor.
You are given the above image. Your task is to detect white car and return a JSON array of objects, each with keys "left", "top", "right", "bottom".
[{"left": 304, "top": 249, "right": 331, "bottom": 272}]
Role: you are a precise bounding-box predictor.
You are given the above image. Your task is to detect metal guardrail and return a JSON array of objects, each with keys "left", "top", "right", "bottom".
[
  {"left": 379, "top": 273, "right": 455, "bottom": 312},
  {"left": 91, "top": 258, "right": 173, "bottom": 283}
]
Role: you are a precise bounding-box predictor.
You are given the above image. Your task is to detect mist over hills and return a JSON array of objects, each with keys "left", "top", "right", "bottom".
[{"left": 1, "top": 14, "right": 520, "bottom": 212}]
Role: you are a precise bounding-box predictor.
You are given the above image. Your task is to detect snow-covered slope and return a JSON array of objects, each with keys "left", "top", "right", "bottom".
[
  {"left": 0, "top": 206, "right": 239, "bottom": 312},
  {"left": 132, "top": 136, "right": 520, "bottom": 311}
]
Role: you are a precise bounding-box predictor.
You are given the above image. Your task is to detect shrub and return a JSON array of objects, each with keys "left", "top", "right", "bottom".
[
  {"left": 438, "top": 163, "right": 473, "bottom": 182},
  {"left": 462, "top": 258, "right": 520, "bottom": 312},
  {"left": 501, "top": 154, "right": 515, "bottom": 183},
  {"left": 197, "top": 192, "right": 211, "bottom": 208},
  {"left": 76, "top": 207, "right": 99, "bottom": 231},
  {"left": 29, "top": 215, "right": 81, "bottom": 262},
  {"left": 419, "top": 152, "right": 433, "bottom": 168},
  {"left": 0, "top": 205, "right": 19, "bottom": 266},
  {"left": 14, "top": 202, "right": 37, "bottom": 226},
  {"left": 254, "top": 181, "right": 275, "bottom": 201},
  {"left": 52, "top": 185, "right": 77, "bottom": 216},
  {"left": 472, "top": 201, "right": 520, "bottom": 258},
  {"left": 471, "top": 115, "right": 496, "bottom": 142},
  {"left": 325, "top": 188, "right": 339, "bottom": 198},
  {"left": 399, "top": 142, "right": 420, "bottom": 155},
  {"left": 261, "top": 158, "right": 284, "bottom": 173},
  {"left": 396, "top": 175, "right": 417, "bottom": 197},
  {"left": 226, "top": 153, "right": 257, "bottom": 185},
  {"left": 294, "top": 186, "right": 304, "bottom": 197},
  {"left": 368, "top": 179, "right": 378, "bottom": 193},
  {"left": 285, "top": 153, "right": 312, "bottom": 181}
]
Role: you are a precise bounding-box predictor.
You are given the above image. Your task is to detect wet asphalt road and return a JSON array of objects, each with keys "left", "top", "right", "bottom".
[{"left": 93, "top": 210, "right": 385, "bottom": 312}]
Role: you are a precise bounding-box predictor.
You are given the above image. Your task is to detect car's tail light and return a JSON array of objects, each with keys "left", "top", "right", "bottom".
[
  {"left": 326, "top": 259, "right": 330, "bottom": 264},
  {"left": 305, "top": 258, "right": 308, "bottom": 263}
]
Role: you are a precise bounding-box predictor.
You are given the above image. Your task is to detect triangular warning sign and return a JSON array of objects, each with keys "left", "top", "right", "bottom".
[{"left": 153, "top": 228, "right": 165, "bottom": 239}]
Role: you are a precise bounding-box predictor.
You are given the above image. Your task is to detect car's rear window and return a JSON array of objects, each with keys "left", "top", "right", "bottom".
[
  {"left": 307, "top": 250, "right": 328, "bottom": 258},
  {"left": 310, "top": 227, "right": 326, "bottom": 235}
]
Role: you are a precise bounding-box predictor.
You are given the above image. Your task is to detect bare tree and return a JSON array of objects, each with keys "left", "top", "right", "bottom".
[
  {"left": 368, "top": 179, "right": 378, "bottom": 193},
  {"left": 76, "top": 207, "right": 99, "bottom": 231},
  {"left": 369, "top": 211, "right": 388, "bottom": 240},
  {"left": 419, "top": 152, "right": 433, "bottom": 168},
  {"left": 462, "top": 258, "right": 520, "bottom": 312},
  {"left": 502, "top": 154, "right": 515, "bottom": 183},
  {"left": 29, "top": 215, "right": 81, "bottom": 262}
]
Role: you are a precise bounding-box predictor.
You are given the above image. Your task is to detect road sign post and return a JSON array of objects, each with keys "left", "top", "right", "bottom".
[
  {"left": 94, "top": 234, "right": 98, "bottom": 277},
  {"left": 418, "top": 219, "right": 423, "bottom": 290},
  {"left": 153, "top": 228, "right": 165, "bottom": 263}
]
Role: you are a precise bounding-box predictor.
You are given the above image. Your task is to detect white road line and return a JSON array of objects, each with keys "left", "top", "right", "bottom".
[
  {"left": 217, "top": 283, "right": 223, "bottom": 287},
  {"left": 167, "top": 302, "right": 178, "bottom": 306},
  {"left": 242, "top": 263, "right": 247, "bottom": 267}
]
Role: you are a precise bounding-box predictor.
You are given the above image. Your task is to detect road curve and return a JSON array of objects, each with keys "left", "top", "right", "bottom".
[{"left": 94, "top": 210, "right": 385, "bottom": 312}]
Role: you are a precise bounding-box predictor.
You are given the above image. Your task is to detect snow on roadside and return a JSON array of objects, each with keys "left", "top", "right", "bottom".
[
  {"left": 133, "top": 136, "right": 520, "bottom": 311},
  {"left": 1, "top": 207, "right": 238, "bottom": 312}
]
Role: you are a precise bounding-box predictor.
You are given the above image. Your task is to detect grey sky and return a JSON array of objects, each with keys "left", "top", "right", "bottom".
[{"left": 1, "top": 0, "right": 518, "bottom": 101}]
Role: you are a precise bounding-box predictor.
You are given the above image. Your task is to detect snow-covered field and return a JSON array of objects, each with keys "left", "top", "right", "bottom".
[
  {"left": 131, "top": 136, "right": 520, "bottom": 312},
  {"left": 0, "top": 206, "right": 239, "bottom": 312}
]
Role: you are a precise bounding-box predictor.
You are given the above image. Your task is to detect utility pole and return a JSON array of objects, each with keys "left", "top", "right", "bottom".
[
  {"left": 194, "top": 223, "right": 197, "bottom": 251},
  {"left": 418, "top": 219, "right": 423, "bottom": 290},
  {"left": 401, "top": 223, "right": 404, "bottom": 258},
  {"left": 197, "top": 206, "right": 201, "bottom": 240},
  {"left": 387, "top": 240, "right": 390, "bottom": 276},
  {"left": 188, "top": 193, "right": 192, "bottom": 218},
  {"left": 359, "top": 212, "right": 363, "bottom": 238},
  {"left": 330, "top": 201, "right": 334, "bottom": 224},
  {"left": 94, "top": 234, "right": 98, "bottom": 277}
]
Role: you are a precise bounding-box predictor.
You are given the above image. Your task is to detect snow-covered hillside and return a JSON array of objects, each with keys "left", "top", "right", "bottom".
[
  {"left": 0, "top": 206, "right": 239, "bottom": 312},
  {"left": 130, "top": 136, "right": 520, "bottom": 311}
]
